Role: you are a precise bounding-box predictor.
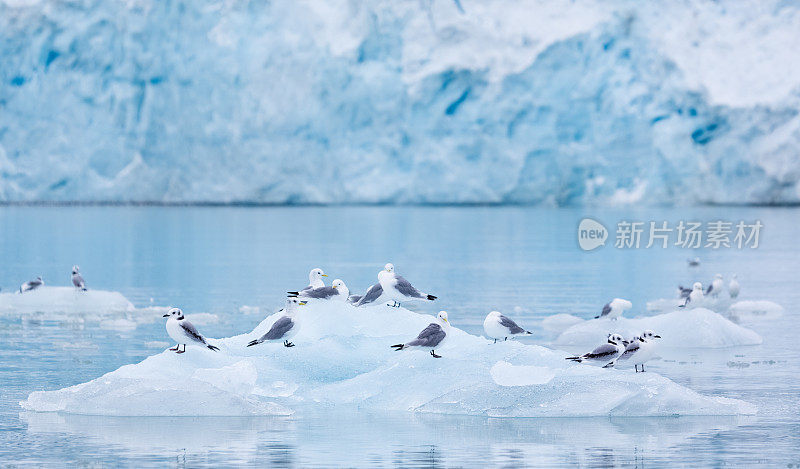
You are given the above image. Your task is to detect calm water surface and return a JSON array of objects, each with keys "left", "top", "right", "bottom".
[{"left": 0, "top": 206, "right": 798, "bottom": 467}]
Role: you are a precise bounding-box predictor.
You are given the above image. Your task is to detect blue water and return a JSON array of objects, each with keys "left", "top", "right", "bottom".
[{"left": 0, "top": 206, "right": 798, "bottom": 467}]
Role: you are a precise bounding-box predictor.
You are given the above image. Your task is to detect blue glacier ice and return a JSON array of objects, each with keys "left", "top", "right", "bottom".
[{"left": 1, "top": 0, "right": 799, "bottom": 204}]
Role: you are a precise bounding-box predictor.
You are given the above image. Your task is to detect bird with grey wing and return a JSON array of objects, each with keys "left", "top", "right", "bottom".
[
  {"left": 247, "top": 297, "right": 307, "bottom": 348},
  {"left": 612, "top": 330, "right": 661, "bottom": 372},
  {"left": 19, "top": 276, "right": 44, "bottom": 293},
  {"left": 288, "top": 279, "right": 349, "bottom": 301},
  {"left": 565, "top": 333, "right": 626, "bottom": 367},
  {"left": 163, "top": 308, "right": 220, "bottom": 353},
  {"left": 594, "top": 298, "right": 632, "bottom": 320},
  {"left": 378, "top": 263, "right": 437, "bottom": 308},
  {"left": 483, "top": 311, "right": 532, "bottom": 343},
  {"left": 391, "top": 311, "right": 450, "bottom": 358},
  {"left": 293, "top": 268, "right": 328, "bottom": 294},
  {"left": 71, "top": 265, "right": 87, "bottom": 291},
  {"left": 353, "top": 282, "right": 384, "bottom": 307}
]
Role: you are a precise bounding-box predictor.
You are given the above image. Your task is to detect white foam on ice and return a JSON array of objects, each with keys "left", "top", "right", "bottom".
[
  {"left": 21, "top": 302, "right": 756, "bottom": 417},
  {"left": 553, "top": 308, "right": 762, "bottom": 349}
]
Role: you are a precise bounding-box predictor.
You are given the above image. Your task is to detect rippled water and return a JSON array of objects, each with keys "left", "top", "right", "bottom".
[{"left": 0, "top": 206, "right": 798, "bottom": 467}]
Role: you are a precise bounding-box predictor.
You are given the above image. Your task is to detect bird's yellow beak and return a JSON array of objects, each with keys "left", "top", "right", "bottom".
[
  {"left": 332, "top": 285, "right": 337, "bottom": 289},
  {"left": 321, "top": 274, "right": 328, "bottom": 277},
  {"left": 299, "top": 301, "right": 307, "bottom": 305},
  {"left": 443, "top": 318, "right": 448, "bottom": 323}
]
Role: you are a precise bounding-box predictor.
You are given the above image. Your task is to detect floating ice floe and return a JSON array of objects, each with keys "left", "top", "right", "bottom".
[
  {"left": 728, "top": 300, "right": 784, "bottom": 321},
  {"left": 553, "top": 308, "right": 762, "bottom": 349},
  {"left": 21, "top": 302, "right": 756, "bottom": 417}
]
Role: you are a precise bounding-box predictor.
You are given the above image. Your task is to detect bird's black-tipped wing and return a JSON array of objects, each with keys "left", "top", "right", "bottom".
[
  {"left": 618, "top": 341, "right": 640, "bottom": 361},
  {"left": 499, "top": 315, "right": 525, "bottom": 334},
  {"left": 706, "top": 284, "right": 713, "bottom": 295},
  {"left": 600, "top": 303, "right": 612, "bottom": 317},
  {"left": 355, "top": 283, "right": 383, "bottom": 306},
  {"left": 406, "top": 323, "right": 445, "bottom": 348},
  {"left": 261, "top": 316, "right": 294, "bottom": 341},
  {"left": 72, "top": 274, "right": 85, "bottom": 288},
  {"left": 300, "top": 286, "right": 338, "bottom": 299},
  {"left": 583, "top": 343, "right": 618, "bottom": 359},
  {"left": 180, "top": 321, "right": 208, "bottom": 345},
  {"left": 394, "top": 275, "right": 424, "bottom": 299}
]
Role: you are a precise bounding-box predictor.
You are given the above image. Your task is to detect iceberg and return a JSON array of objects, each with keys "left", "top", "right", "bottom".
[
  {"left": 553, "top": 308, "right": 762, "bottom": 349},
  {"left": 22, "top": 301, "right": 755, "bottom": 417},
  {"left": 1, "top": 1, "right": 799, "bottom": 205},
  {"left": 0, "top": 286, "right": 134, "bottom": 317}
]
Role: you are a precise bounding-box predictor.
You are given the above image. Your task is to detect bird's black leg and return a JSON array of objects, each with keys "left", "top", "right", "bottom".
[
  {"left": 176, "top": 344, "right": 186, "bottom": 354},
  {"left": 493, "top": 339, "right": 497, "bottom": 344},
  {"left": 170, "top": 344, "right": 179, "bottom": 351},
  {"left": 430, "top": 350, "right": 442, "bottom": 358},
  {"left": 641, "top": 365, "right": 645, "bottom": 372},
  {"left": 504, "top": 337, "right": 507, "bottom": 341},
  {"left": 284, "top": 340, "right": 295, "bottom": 348},
  {"left": 634, "top": 365, "right": 639, "bottom": 373}
]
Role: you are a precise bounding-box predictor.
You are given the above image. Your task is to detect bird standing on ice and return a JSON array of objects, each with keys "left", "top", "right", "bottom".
[
  {"left": 565, "top": 333, "right": 626, "bottom": 367},
  {"left": 728, "top": 274, "right": 740, "bottom": 299},
  {"left": 681, "top": 282, "right": 704, "bottom": 307},
  {"left": 391, "top": 311, "right": 450, "bottom": 358},
  {"left": 71, "top": 266, "right": 87, "bottom": 291},
  {"left": 247, "top": 297, "right": 307, "bottom": 348},
  {"left": 288, "top": 279, "right": 350, "bottom": 301},
  {"left": 163, "top": 307, "right": 220, "bottom": 354},
  {"left": 612, "top": 330, "right": 661, "bottom": 372},
  {"left": 378, "top": 263, "right": 437, "bottom": 308},
  {"left": 706, "top": 274, "right": 723, "bottom": 297},
  {"left": 483, "top": 311, "right": 532, "bottom": 343},
  {"left": 294, "top": 268, "right": 328, "bottom": 294},
  {"left": 19, "top": 276, "right": 44, "bottom": 293},
  {"left": 595, "top": 298, "right": 632, "bottom": 320}
]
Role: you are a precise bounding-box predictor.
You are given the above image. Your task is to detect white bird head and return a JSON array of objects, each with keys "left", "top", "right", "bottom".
[
  {"left": 309, "top": 268, "right": 327, "bottom": 282},
  {"left": 607, "top": 333, "right": 624, "bottom": 345},
  {"left": 285, "top": 297, "right": 307, "bottom": 313},
  {"left": 487, "top": 310, "right": 502, "bottom": 318},
  {"left": 331, "top": 279, "right": 349, "bottom": 297},
  {"left": 384, "top": 263, "right": 394, "bottom": 273},
  {"left": 641, "top": 330, "right": 661, "bottom": 340},
  {"left": 72, "top": 265, "right": 80, "bottom": 274},
  {"left": 692, "top": 282, "right": 703, "bottom": 291},
  {"left": 163, "top": 307, "right": 183, "bottom": 319},
  {"left": 35, "top": 276, "right": 43, "bottom": 282},
  {"left": 437, "top": 310, "right": 449, "bottom": 325}
]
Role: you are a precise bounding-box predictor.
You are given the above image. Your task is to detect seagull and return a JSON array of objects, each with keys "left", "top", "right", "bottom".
[
  {"left": 71, "top": 265, "right": 87, "bottom": 291},
  {"left": 247, "top": 298, "right": 307, "bottom": 348},
  {"left": 378, "top": 263, "right": 436, "bottom": 308},
  {"left": 706, "top": 274, "right": 723, "bottom": 297},
  {"left": 613, "top": 330, "right": 661, "bottom": 372},
  {"left": 162, "top": 307, "right": 220, "bottom": 353},
  {"left": 483, "top": 311, "right": 532, "bottom": 343},
  {"left": 687, "top": 257, "right": 700, "bottom": 267},
  {"left": 292, "top": 268, "right": 328, "bottom": 294},
  {"left": 19, "top": 276, "right": 44, "bottom": 293},
  {"left": 391, "top": 311, "right": 450, "bottom": 358},
  {"left": 680, "top": 282, "right": 704, "bottom": 307},
  {"left": 728, "top": 274, "right": 740, "bottom": 299},
  {"left": 288, "top": 279, "right": 349, "bottom": 301},
  {"left": 565, "top": 333, "right": 626, "bottom": 367},
  {"left": 594, "top": 298, "right": 632, "bottom": 320},
  {"left": 353, "top": 283, "right": 384, "bottom": 307}
]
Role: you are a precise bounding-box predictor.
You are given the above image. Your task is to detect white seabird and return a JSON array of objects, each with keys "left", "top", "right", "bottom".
[
  {"left": 247, "top": 298, "right": 307, "bottom": 348},
  {"left": 19, "top": 276, "right": 44, "bottom": 293},
  {"left": 163, "top": 307, "right": 220, "bottom": 353},
  {"left": 728, "top": 274, "right": 740, "bottom": 299},
  {"left": 681, "top": 282, "right": 704, "bottom": 307},
  {"left": 378, "top": 263, "right": 436, "bottom": 308},
  {"left": 706, "top": 274, "right": 723, "bottom": 297},
  {"left": 293, "top": 268, "right": 328, "bottom": 294},
  {"left": 565, "top": 333, "right": 626, "bottom": 367},
  {"left": 71, "top": 265, "right": 87, "bottom": 291},
  {"left": 595, "top": 298, "right": 632, "bottom": 320},
  {"left": 613, "top": 330, "right": 661, "bottom": 372},
  {"left": 483, "top": 311, "right": 532, "bottom": 343},
  {"left": 288, "top": 279, "right": 349, "bottom": 301},
  {"left": 391, "top": 311, "right": 450, "bottom": 358}
]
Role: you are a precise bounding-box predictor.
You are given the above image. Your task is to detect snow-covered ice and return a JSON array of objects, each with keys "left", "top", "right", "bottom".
[
  {"left": 21, "top": 302, "right": 756, "bottom": 417},
  {"left": 553, "top": 308, "right": 762, "bottom": 349}
]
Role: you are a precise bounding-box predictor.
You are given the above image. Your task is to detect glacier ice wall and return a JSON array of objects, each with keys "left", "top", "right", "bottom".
[{"left": 1, "top": 0, "right": 799, "bottom": 205}]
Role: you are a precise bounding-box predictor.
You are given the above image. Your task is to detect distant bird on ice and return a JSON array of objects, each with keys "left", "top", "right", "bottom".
[
  {"left": 680, "top": 282, "right": 704, "bottom": 307},
  {"left": 71, "top": 265, "right": 87, "bottom": 291},
  {"left": 483, "top": 311, "right": 531, "bottom": 343},
  {"left": 595, "top": 298, "right": 632, "bottom": 320},
  {"left": 706, "top": 274, "right": 723, "bottom": 297},
  {"left": 391, "top": 311, "right": 450, "bottom": 358},
  {"left": 565, "top": 333, "right": 626, "bottom": 367},
  {"left": 19, "top": 276, "right": 44, "bottom": 293},
  {"left": 288, "top": 279, "right": 349, "bottom": 301},
  {"left": 378, "top": 263, "right": 436, "bottom": 308},
  {"left": 247, "top": 298, "right": 307, "bottom": 348},
  {"left": 728, "top": 274, "right": 740, "bottom": 299},
  {"left": 612, "top": 330, "right": 661, "bottom": 372},
  {"left": 163, "top": 307, "right": 219, "bottom": 354}
]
